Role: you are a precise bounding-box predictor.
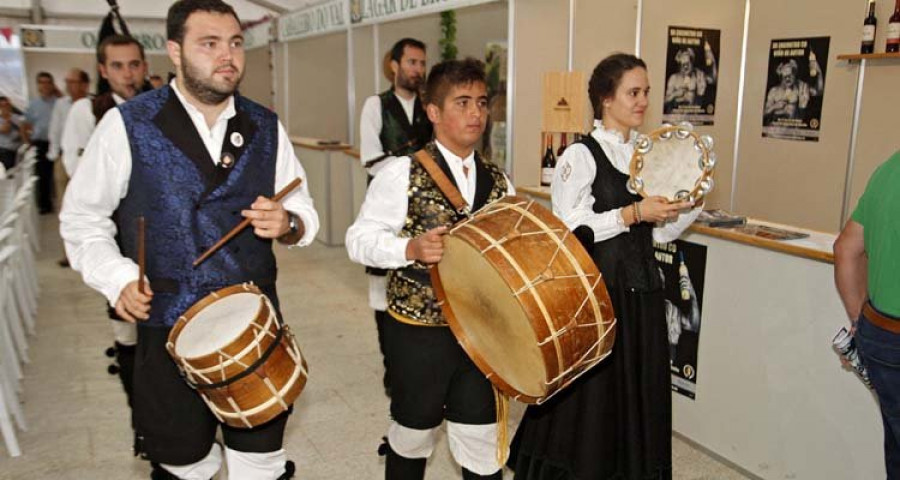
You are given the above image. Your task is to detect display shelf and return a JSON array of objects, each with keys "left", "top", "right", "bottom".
[{"left": 836, "top": 52, "right": 900, "bottom": 61}]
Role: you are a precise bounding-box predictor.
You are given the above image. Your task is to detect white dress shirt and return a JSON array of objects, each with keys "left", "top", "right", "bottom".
[
  {"left": 47, "top": 95, "right": 72, "bottom": 161},
  {"left": 358, "top": 90, "right": 421, "bottom": 310},
  {"left": 359, "top": 91, "right": 418, "bottom": 175},
  {"left": 347, "top": 140, "right": 515, "bottom": 271},
  {"left": 552, "top": 119, "right": 700, "bottom": 244},
  {"left": 60, "top": 81, "right": 319, "bottom": 306},
  {"left": 60, "top": 93, "right": 124, "bottom": 176}
]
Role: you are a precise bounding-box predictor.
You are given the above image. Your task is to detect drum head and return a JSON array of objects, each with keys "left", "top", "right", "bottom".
[
  {"left": 175, "top": 292, "right": 262, "bottom": 358},
  {"left": 437, "top": 236, "right": 548, "bottom": 399}
]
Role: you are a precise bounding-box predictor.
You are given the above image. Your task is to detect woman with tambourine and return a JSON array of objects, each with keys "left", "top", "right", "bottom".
[{"left": 508, "top": 53, "right": 702, "bottom": 480}]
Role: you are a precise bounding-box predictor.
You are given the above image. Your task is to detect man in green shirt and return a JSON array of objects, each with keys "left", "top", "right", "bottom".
[{"left": 834, "top": 149, "right": 900, "bottom": 478}]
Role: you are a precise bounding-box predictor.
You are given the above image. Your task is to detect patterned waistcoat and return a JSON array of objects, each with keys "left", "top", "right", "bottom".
[
  {"left": 386, "top": 142, "right": 508, "bottom": 325},
  {"left": 116, "top": 86, "right": 281, "bottom": 327}
]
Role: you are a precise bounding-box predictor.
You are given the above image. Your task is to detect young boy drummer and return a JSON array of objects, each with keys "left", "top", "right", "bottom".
[{"left": 346, "top": 58, "right": 515, "bottom": 480}]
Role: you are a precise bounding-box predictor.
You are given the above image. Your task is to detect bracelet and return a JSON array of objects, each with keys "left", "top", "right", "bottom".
[{"left": 632, "top": 202, "right": 642, "bottom": 224}]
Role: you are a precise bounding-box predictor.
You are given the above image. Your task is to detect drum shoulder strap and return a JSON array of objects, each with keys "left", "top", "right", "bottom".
[{"left": 412, "top": 149, "right": 469, "bottom": 213}]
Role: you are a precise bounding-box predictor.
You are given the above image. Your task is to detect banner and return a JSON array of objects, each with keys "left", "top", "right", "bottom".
[
  {"left": 761, "top": 36, "right": 830, "bottom": 142},
  {"left": 349, "top": 0, "right": 498, "bottom": 26},
  {"left": 243, "top": 20, "right": 273, "bottom": 50},
  {"left": 662, "top": 26, "right": 720, "bottom": 126},
  {"left": 654, "top": 240, "right": 707, "bottom": 400},
  {"left": 278, "top": 0, "right": 348, "bottom": 42},
  {"left": 19, "top": 24, "right": 167, "bottom": 54}
]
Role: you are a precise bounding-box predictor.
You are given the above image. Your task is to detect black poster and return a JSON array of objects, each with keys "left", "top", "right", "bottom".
[
  {"left": 654, "top": 240, "right": 707, "bottom": 399},
  {"left": 762, "top": 36, "right": 830, "bottom": 142},
  {"left": 662, "top": 26, "right": 720, "bottom": 126}
]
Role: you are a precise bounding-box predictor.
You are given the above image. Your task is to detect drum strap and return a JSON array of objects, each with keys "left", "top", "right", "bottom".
[{"left": 412, "top": 149, "right": 469, "bottom": 214}]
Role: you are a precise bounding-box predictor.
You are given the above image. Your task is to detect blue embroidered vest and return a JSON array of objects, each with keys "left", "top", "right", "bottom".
[{"left": 116, "top": 86, "right": 280, "bottom": 327}]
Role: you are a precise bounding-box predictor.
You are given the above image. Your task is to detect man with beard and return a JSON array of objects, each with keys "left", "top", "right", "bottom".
[
  {"left": 358, "top": 38, "right": 432, "bottom": 395},
  {"left": 347, "top": 58, "right": 513, "bottom": 480},
  {"left": 60, "top": 1, "right": 319, "bottom": 478},
  {"left": 764, "top": 58, "right": 823, "bottom": 121}
]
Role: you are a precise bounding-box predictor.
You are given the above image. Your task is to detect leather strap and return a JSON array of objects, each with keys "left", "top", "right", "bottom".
[
  {"left": 412, "top": 148, "right": 469, "bottom": 213},
  {"left": 863, "top": 301, "right": 900, "bottom": 334}
]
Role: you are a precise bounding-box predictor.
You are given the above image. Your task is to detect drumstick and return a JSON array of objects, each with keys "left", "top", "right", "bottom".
[
  {"left": 137, "top": 216, "right": 146, "bottom": 294},
  {"left": 192, "top": 177, "right": 303, "bottom": 268}
]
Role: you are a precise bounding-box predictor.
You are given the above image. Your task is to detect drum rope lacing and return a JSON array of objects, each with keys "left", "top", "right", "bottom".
[{"left": 453, "top": 199, "right": 607, "bottom": 394}]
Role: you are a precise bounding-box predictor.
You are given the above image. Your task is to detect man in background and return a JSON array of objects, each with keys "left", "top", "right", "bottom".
[
  {"left": 834, "top": 150, "right": 900, "bottom": 478},
  {"left": 357, "top": 38, "right": 432, "bottom": 394},
  {"left": 0, "top": 96, "right": 26, "bottom": 170},
  {"left": 48, "top": 68, "right": 90, "bottom": 266},
  {"left": 62, "top": 35, "right": 147, "bottom": 177},
  {"left": 24, "top": 71, "right": 59, "bottom": 213}
]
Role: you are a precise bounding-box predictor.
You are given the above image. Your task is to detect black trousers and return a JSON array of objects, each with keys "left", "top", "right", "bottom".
[
  {"left": 31, "top": 140, "right": 53, "bottom": 213},
  {"left": 133, "top": 325, "right": 290, "bottom": 465},
  {"left": 0, "top": 148, "right": 15, "bottom": 170},
  {"left": 383, "top": 316, "right": 496, "bottom": 429}
]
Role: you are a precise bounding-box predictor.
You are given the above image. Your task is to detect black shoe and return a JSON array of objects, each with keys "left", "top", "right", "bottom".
[
  {"left": 462, "top": 467, "right": 502, "bottom": 479},
  {"left": 150, "top": 463, "right": 178, "bottom": 480},
  {"left": 57, "top": 258, "right": 70, "bottom": 268},
  {"left": 277, "top": 460, "right": 296, "bottom": 480}
]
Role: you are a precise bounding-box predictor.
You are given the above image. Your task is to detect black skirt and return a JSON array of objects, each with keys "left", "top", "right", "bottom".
[{"left": 508, "top": 287, "right": 672, "bottom": 480}]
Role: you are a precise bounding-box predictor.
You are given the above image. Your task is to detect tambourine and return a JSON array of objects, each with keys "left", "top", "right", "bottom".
[{"left": 629, "top": 122, "right": 716, "bottom": 203}]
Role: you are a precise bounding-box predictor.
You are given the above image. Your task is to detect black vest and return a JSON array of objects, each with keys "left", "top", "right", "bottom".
[
  {"left": 378, "top": 89, "right": 432, "bottom": 156},
  {"left": 580, "top": 134, "right": 661, "bottom": 292}
]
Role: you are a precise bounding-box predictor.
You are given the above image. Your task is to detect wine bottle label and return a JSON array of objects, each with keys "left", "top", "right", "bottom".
[
  {"left": 863, "top": 25, "right": 876, "bottom": 41},
  {"left": 541, "top": 168, "right": 554, "bottom": 185},
  {"left": 888, "top": 22, "right": 900, "bottom": 40}
]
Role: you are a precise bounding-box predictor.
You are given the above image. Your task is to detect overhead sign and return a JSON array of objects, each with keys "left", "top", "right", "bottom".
[
  {"left": 349, "top": 0, "right": 499, "bottom": 25},
  {"left": 278, "top": 0, "right": 348, "bottom": 42},
  {"left": 19, "top": 24, "right": 167, "bottom": 54},
  {"left": 243, "top": 20, "right": 273, "bottom": 50}
]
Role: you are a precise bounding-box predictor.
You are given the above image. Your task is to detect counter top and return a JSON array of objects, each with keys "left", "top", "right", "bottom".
[
  {"left": 517, "top": 185, "right": 836, "bottom": 264},
  {"left": 290, "top": 136, "right": 351, "bottom": 151}
]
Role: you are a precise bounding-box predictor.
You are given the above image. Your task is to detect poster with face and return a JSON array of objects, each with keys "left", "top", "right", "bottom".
[
  {"left": 654, "top": 239, "right": 708, "bottom": 400},
  {"left": 662, "top": 26, "right": 720, "bottom": 126},
  {"left": 761, "top": 36, "right": 830, "bottom": 142}
]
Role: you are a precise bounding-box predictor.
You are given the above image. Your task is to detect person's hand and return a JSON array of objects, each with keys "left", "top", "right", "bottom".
[
  {"left": 639, "top": 197, "right": 692, "bottom": 223},
  {"left": 406, "top": 226, "right": 448, "bottom": 264},
  {"left": 115, "top": 280, "right": 153, "bottom": 323},
  {"left": 242, "top": 196, "right": 290, "bottom": 239}
]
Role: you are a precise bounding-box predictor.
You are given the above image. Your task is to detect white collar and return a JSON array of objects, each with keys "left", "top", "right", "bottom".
[
  {"left": 434, "top": 140, "right": 475, "bottom": 168},
  {"left": 592, "top": 119, "right": 637, "bottom": 145},
  {"left": 112, "top": 93, "right": 125, "bottom": 106},
  {"left": 169, "top": 79, "right": 236, "bottom": 125},
  {"left": 392, "top": 90, "right": 417, "bottom": 105}
]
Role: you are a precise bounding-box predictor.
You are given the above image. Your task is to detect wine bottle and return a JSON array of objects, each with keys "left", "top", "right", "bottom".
[
  {"left": 540, "top": 133, "right": 556, "bottom": 187},
  {"left": 678, "top": 252, "right": 691, "bottom": 301},
  {"left": 888, "top": 0, "right": 900, "bottom": 52},
  {"left": 809, "top": 50, "right": 818, "bottom": 77},
  {"left": 862, "top": 0, "right": 878, "bottom": 54},
  {"left": 556, "top": 133, "right": 568, "bottom": 157}
]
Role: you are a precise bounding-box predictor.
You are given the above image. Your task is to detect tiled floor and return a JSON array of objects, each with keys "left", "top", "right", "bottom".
[{"left": 0, "top": 216, "right": 752, "bottom": 479}]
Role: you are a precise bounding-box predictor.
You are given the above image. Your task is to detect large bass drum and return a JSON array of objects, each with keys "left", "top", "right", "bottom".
[
  {"left": 431, "top": 196, "right": 616, "bottom": 404},
  {"left": 166, "top": 284, "right": 308, "bottom": 428}
]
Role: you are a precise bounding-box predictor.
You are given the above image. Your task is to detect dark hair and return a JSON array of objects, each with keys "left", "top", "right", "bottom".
[
  {"left": 149, "top": 74, "right": 163, "bottom": 81},
  {"left": 588, "top": 53, "right": 647, "bottom": 120},
  {"left": 75, "top": 69, "right": 90, "bottom": 84},
  {"left": 97, "top": 34, "right": 146, "bottom": 64},
  {"left": 389, "top": 38, "right": 426, "bottom": 63},
  {"left": 36, "top": 71, "right": 53, "bottom": 82},
  {"left": 0, "top": 96, "right": 8, "bottom": 103},
  {"left": 423, "top": 57, "right": 486, "bottom": 108},
  {"left": 167, "top": 0, "right": 241, "bottom": 44}
]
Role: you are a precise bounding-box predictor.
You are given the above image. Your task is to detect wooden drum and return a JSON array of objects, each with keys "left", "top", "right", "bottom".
[
  {"left": 431, "top": 196, "right": 616, "bottom": 404},
  {"left": 166, "top": 284, "right": 308, "bottom": 428}
]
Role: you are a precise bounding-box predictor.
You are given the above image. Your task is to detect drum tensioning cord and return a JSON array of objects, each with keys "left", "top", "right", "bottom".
[{"left": 183, "top": 325, "right": 286, "bottom": 391}]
